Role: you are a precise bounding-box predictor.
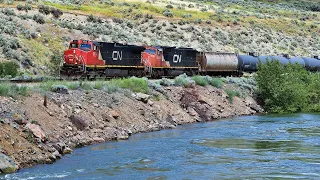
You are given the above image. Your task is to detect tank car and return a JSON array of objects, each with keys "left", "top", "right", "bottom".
[
  {"left": 199, "top": 52, "right": 239, "bottom": 75},
  {"left": 302, "top": 56, "right": 320, "bottom": 71}
]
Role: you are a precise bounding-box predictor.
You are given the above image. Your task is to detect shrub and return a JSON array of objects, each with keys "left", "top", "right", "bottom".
[
  {"left": 118, "top": 77, "right": 149, "bottom": 93},
  {"left": 17, "top": 4, "right": 32, "bottom": 11},
  {"left": 2, "top": 8, "right": 15, "bottom": 16},
  {"left": 33, "top": 14, "right": 45, "bottom": 24},
  {"left": 0, "top": 83, "right": 29, "bottom": 97},
  {"left": 103, "top": 82, "right": 119, "bottom": 93},
  {"left": 255, "top": 60, "right": 320, "bottom": 113},
  {"left": 182, "top": 14, "right": 192, "bottom": 18},
  {"left": 188, "top": 4, "right": 194, "bottom": 8},
  {"left": 0, "top": 61, "right": 19, "bottom": 78},
  {"left": 87, "top": 14, "right": 102, "bottom": 23},
  {"left": 166, "top": 4, "right": 173, "bottom": 9},
  {"left": 192, "top": 76, "right": 208, "bottom": 86},
  {"left": 174, "top": 74, "right": 195, "bottom": 87},
  {"left": 51, "top": 8, "right": 63, "bottom": 18},
  {"left": 25, "top": 4, "right": 32, "bottom": 11},
  {"left": 159, "top": 78, "right": 174, "bottom": 86},
  {"left": 200, "top": 8, "right": 207, "bottom": 12},
  {"left": 51, "top": 85, "right": 68, "bottom": 94},
  {"left": 38, "top": 5, "right": 51, "bottom": 15},
  {"left": 225, "top": 89, "right": 240, "bottom": 103},
  {"left": 194, "top": 18, "right": 202, "bottom": 24},
  {"left": 207, "top": 77, "right": 223, "bottom": 88},
  {"left": 163, "top": 9, "right": 174, "bottom": 17},
  {"left": 17, "top": 4, "right": 24, "bottom": 11}
]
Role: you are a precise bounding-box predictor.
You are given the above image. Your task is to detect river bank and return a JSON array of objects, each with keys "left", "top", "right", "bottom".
[{"left": 0, "top": 78, "right": 263, "bottom": 173}]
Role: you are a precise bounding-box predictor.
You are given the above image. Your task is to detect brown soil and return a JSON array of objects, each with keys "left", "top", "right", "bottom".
[{"left": 0, "top": 85, "right": 263, "bottom": 171}]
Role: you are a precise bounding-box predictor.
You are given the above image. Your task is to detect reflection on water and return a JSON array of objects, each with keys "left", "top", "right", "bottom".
[{"left": 2, "top": 114, "right": 320, "bottom": 180}]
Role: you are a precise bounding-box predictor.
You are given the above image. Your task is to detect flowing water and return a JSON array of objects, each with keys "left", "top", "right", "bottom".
[{"left": 2, "top": 114, "right": 320, "bottom": 179}]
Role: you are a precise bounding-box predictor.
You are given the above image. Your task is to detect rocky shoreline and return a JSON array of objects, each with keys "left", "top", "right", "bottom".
[{"left": 0, "top": 84, "right": 263, "bottom": 174}]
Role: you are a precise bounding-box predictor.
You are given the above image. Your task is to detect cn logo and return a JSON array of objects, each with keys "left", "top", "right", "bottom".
[
  {"left": 173, "top": 54, "right": 182, "bottom": 63},
  {"left": 112, "top": 51, "right": 122, "bottom": 61}
]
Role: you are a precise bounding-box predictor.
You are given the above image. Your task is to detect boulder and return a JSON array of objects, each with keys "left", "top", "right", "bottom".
[
  {"left": 52, "top": 151, "right": 61, "bottom": 159},
  {"left": 110, "top": 110, "right": 119, "bottom": 119},
  {"left": 52, "top": 142, "right": 66, "bottom": 154},
  {"left": 198, "top": 95, "right": 208, "bottom": 104},
  {"left": 187, "top": 107, "right": 197, "bottom": 116},
  {"left": 69, "top": 115, "right": 88, "bottom": 130},
  {"left": 135, "top": 93, "right": 150, "bottom": 103},
  {"left": 0, "top": 153, "right": 18, "bottom": 174},
  {"left": 250, "top": 103, "right": 264, "bottom": 113},
  {"left": 92, "top": 137, "right": 105, "bottom": 143},
  {"left": 63, "top": 147, "right": 72, "bottom": 155},
  {"left": 12, "top": 113, "right": 27, "bottom": 125},
  {"left": 25, "top": 123, "right": 46, "bottom": 141}
]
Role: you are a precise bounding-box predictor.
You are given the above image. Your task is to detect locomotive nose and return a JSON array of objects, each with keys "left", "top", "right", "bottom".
[{"left": 64, "top": 54, "right": 75, "bottom": 64}]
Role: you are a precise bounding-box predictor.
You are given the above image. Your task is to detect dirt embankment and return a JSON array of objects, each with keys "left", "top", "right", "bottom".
[{"left": 0, "top": 85, "right": 263, "bottom": 173}]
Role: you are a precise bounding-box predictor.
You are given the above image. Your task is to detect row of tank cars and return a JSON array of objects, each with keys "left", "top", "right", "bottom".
[{"left": 61, "top": 39, "right": 320, "bottom": 78}]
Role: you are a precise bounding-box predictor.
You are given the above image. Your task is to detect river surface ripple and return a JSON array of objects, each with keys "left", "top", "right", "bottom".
[{"left": 2, "top": 113, "right": 320, "bottom": 180}]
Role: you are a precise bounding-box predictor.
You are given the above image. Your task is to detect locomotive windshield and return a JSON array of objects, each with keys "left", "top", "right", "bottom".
[
  {"left": 145, "top": 49, "right": 156, "bottom": 55},
  {"left": 69, "top": 43, "right": 78, "bottom": 49},
  {"left": 80, "top": 44, "right": 91, "bottom": 51}
]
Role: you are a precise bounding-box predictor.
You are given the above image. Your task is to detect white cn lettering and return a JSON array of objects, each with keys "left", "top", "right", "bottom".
[
  {"left": 112, "top": 51, "right": 123, "bottom": 61},
  {"left": 173, "top": 54, "right": 182, "bottom": 63}
]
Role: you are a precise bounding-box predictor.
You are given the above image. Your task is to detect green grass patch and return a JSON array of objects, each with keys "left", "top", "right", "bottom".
[
  {"left": 225, "top": 89, "right": 241, "bottom": 103},
  {"left": 0, "top": 83, "right": 29, "bottom": 97},
  {"left": 208, "top": 77, "right": 223, "bottom": 88},
  {"left": 39, "top": 80, "right": 80, "bottom": 91},
  {"left": 192, "top": 75, "right": 208, "bottom": 86},
  {"left": 39, "top": 77, "right": 149, "bottom": 94},
  {"left": 110, "top": 77, "right": 149, "bottom": 94}
]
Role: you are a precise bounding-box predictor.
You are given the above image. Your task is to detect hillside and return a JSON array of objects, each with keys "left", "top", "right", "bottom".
[{"left": 0, "top": 0, "right": 319, "bottom": 76}]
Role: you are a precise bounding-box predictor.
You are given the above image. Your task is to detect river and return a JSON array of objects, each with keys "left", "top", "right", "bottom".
[{"left": 2, "top": 114, "right": 320, "bottom": 179}]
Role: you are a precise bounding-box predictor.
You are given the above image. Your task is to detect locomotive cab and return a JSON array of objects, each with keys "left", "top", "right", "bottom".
[
  {"left": 141, "top": 46, "right": 169, "bottom": 68},
  {"left": 63, "top": 40, "right": 104, "bottom": 66}
]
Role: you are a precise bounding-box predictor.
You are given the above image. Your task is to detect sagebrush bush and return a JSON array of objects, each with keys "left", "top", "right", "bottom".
[
  {"left": 38, "top": 5, "right": 51, "bottom": 15},
  {"left": 2, "top": 8, "right": 15, "bottom": 16},
  {"left": 174, "top": 74, "right": 195, "bottom": 87},
  {"left": 192, "top": 75, "right": 208, "bottom": 86},
  {"left": 225, "top": 89, "right": 241, "bottom": 103},
  {"left": 163, "top": 9, "right": 174, "bottom": 17},
  {"left": 33, "top": 14, "right": 45, "bottom": 24},
  {"left": 207, "top": 77, "right": 223, "bottom": 88}
]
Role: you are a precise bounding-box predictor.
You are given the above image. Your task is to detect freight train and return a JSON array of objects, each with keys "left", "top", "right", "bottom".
[{"left": 61, "top": 39, "right": 320, "bottom": 79}]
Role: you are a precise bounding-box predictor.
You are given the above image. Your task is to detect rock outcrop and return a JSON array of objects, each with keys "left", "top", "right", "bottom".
[
  {"left": 0, "top": 153, "right": 18, "bottom": 174},
  {"left": 0, "top": 84, "right": 263, "bottom": 173}
]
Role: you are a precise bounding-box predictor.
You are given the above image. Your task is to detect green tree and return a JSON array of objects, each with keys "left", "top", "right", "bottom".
[
  {"left": 255, "top": 59, "right": 312, "bottom": 113},
  {"left": 0, "top": 61, "right": 19, "bottom": 78}
]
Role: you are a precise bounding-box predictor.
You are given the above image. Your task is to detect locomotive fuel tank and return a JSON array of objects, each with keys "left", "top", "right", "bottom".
[
  {"left": 200, "top": 53, "right": 238, "bottom": 72},
  {"left": 99, "top": 42, "right": 145, "bottom": 66}
]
